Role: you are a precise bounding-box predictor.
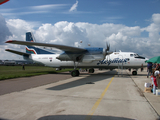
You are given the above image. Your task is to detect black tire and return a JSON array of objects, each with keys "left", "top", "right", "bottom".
[
  {"left": 75, "top": 70, "right": 79, "bottom": 76},
  {"left": 71, "top": 70, "right": 79, "bottom": 77},
  {"left": 89, "top": 68, "right": 94, "bottom": 73},
  {"left": 71, "top": 70, "right": 77, "bottom": 77},
  {"left": 132, "top": 71, "right": 137, "bottom": 75}
]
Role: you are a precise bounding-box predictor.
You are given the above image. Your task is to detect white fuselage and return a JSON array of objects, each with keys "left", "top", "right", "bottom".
[{"left": 27, "top": 52, "right": 148, "bottom": 70}]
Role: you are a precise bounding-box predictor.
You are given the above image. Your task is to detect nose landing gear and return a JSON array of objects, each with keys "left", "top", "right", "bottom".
[{"left": 132, "top": 71, "right": 137, "bottom": 75}]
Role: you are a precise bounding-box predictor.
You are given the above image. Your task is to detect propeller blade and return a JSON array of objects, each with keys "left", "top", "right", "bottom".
[{"left": 106, "top": 42, "right": 110, "bottom": 51}]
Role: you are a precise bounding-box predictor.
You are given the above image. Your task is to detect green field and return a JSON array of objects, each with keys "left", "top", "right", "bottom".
[{"left": 0, "top": 66, "right": 72, "bottom": 80}]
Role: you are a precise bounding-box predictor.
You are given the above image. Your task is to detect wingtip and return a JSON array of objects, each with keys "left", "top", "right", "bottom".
[
  {"left": 5, "top": 49, "right": 10, "bottom": 51},
  {"left": 5, "top": 40, "right": 13, "bottom": 43}
]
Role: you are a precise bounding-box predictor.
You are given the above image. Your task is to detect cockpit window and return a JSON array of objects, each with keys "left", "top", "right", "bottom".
[
  {"left": 130, "top": 54, "right": 134, "bottom": 57},
  {"left": 134, "top": 54, "right": 145, "bottom": 59},
  {"left": 134, "top": 54, "right": 139, "bottom": 57}
]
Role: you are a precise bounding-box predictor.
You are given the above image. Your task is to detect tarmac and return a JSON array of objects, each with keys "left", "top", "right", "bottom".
[{"left": 0, "top": 69, "right": 160, "bottom": 120}]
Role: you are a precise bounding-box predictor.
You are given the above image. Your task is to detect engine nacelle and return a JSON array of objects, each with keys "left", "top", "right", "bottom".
[
  {"left": 56, "top": 53, "right": 83, "bottom": 61},
  {"left": 56, "top": 53, "right": 72, "bottom": 61},
  {"left": 81, "top": 54, "right": 104, "bottom": 63}
]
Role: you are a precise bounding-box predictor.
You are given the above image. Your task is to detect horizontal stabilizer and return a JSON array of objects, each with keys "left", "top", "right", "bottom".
[
  {"left": 6, "top": 40, "right": 86, "bottom": 53},
  {"left": 5, "top": 49, "right": 30, "bottom": 56}
]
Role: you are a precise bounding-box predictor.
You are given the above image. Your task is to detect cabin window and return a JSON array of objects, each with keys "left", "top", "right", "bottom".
[
  {"left": 114, "top": 53, "right": 119, "bottom": 55},
  {"left": 130, "top": 54, "right": 133, "bottom": 57},
  {"left": 126, "top": 58, "right": 130, "bottom": 61}
]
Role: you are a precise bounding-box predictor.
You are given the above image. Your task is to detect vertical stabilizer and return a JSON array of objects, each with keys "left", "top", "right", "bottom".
[
  {"left": 26, "top": 32, "right": 36, "bottom": 42},
  {"left": 26, "top": 32, "right": 53, "bottom": 54}
]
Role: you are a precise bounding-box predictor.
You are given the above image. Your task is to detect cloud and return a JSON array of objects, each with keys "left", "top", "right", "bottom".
[
  {"left": 30, "top": 4, "right": 67, "bottom": 10},
  {"left": 1, "top": 13, "right": 160, "bottom": 60},
  {"left": 0, "top": 14, "right": 12, "bottom": 45},
  {"left": 143, "top": 13, "right": 160, "bottom": 42},
  {"left": 69, "top": 1, "right": 78, "bottom": 12},
  {"left": 152, "top": 13, "right": 160, "bottom": 24},
  {"left": 0, "top": 4, "right": 68, "bottom": 17}
]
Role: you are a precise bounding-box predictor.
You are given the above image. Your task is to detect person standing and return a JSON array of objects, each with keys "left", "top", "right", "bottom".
[
  {"left": 147, "top": 62, "right": 152, "bottom": 78},
  {"left": 151, "top": 72, "right": 158, "bottom": 95},
  {"left": 154, "top": 68, "right": 160, "bottom": 89},
  {"left": 22, "top": 64, "right": 25, "bottom": 70},
  {"left": 141, "top": 64, "right": 143, "bottom": 72}
]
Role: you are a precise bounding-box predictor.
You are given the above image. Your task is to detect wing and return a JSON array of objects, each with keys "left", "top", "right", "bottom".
[
  {"left": 5, "top": 49, "right": 30, "bottom": 56},
  {"left": 6, "top": 40, "right": 86, "bottom": 53}
]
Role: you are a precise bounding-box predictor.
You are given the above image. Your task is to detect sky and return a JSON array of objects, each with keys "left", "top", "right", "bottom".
[{"left": 0, "top": 0, "right": 160, "bottom": 60}]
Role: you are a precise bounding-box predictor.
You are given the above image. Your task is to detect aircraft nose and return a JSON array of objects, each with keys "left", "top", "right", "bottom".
[
  {"left": 144, "top": 57, "right": 149, "bottom": 64},
  {"left": 145, "top": 57, "right": 149, "bottom": 61}
]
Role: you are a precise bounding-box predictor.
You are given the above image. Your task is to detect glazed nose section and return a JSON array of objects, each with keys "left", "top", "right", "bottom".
[
  {"left": 145, "top": 57, "right": 149, "bottom": 61},
  {"left": 144, "top": 57, "right": 149, "bottom": 65}
]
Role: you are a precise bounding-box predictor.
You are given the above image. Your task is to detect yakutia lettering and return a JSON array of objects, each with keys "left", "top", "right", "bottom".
[{"left": 97, "top": 58, "right": 129, "bottom": 66}]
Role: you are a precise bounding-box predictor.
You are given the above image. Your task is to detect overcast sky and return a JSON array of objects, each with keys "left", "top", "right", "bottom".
[{"left": 0, "top": 0, "right": 160, "bottom": 60}]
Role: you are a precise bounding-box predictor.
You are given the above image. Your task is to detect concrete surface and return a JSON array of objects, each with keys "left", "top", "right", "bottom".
[
  {"left": 127, "top": 69, "right": 160, "bottom": 118},
  {"left": 0, "top": 69, "right": 160, "bottom": 120},
  {"left": 0, "top": 73, "right": 72, "bottom": 95}
]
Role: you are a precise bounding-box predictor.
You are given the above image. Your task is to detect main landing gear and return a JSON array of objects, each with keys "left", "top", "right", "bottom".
[
  {"left": 71, "top": 61, "right": 80, "bottom": 77},
  {"left": 71, "top": 70, "right": 79, "bottom": 77},
  {"left": 70, "top": 61, "right": 95, "bottom": 77},
  {"left": 89, "top": 68, "right": 94, "bottom": 73}
]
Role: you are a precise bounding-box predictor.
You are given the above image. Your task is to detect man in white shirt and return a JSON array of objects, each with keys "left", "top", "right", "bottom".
[
  {"left": 154, "top": 68, "right": 160, "bottom": 89},
  {"left": 154, "top": 69, "right": 160, "bottom": 76}
]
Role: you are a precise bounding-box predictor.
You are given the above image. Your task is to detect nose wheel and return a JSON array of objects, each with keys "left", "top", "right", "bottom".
[{"left": 132, "top": 71, "right": 137, "bottom": 75}]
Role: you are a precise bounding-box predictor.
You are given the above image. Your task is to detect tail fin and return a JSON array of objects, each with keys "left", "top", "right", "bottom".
[
  {"left": 26, "top": 32, "right": 53, "bottom": 54},
  {"left": 26, "top": 32, "right": 36, "bottom": 42}
]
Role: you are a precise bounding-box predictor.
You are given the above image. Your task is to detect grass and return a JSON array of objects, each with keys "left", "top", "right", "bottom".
[{"left": 0, "top": 66, "right": 72, "bottom": 80}]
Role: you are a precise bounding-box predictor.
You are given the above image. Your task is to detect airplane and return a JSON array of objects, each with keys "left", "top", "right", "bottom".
[{"left": 5, "top": 32, "right": 148, "bottom": 76}]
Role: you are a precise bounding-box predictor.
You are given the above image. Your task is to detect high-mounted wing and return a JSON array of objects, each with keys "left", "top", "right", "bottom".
[
  {"left": 5, "top": 49, "right": 30, "bottom": 56},
  {"left": 6, "top": 40, "right": 87, "bottom": 53}
]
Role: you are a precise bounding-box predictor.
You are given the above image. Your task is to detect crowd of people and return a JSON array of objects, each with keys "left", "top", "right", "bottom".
[{"left": 147, "top": 63, "right": 160, "bottom": 95}]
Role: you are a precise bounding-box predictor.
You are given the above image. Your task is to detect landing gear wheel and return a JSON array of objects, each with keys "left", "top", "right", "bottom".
[
  {"left": 132, "top": 71, "right": 137, "bottom": 75},
  {"left": 71, "top": 70, "right": 79, "bottom": 77},
  {"left": 75, "top": 70, "right": 79, "bottom": 76},
  {"left": 89, "top": 68, "right": 94, "bottom": 73}
]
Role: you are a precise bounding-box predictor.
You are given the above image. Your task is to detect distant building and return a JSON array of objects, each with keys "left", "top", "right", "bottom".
[
  {"left": 0, "top": 60, "right": 35, "bottom": 66},
  {"left": 0, "top": 60, "right": 3, "bottom": 65},
  {"left": 4, "top": 60, "right": 16, "bottom": 66}
]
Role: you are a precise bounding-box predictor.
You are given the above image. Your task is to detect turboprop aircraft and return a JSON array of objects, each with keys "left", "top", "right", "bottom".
[{"left": 5, "top": 32, "right": 148, "bottom": 76}]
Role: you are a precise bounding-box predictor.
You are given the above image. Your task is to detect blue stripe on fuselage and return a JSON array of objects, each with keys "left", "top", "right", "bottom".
[{"left": 26, "top": 46, "right": 54, "bottom": 54}]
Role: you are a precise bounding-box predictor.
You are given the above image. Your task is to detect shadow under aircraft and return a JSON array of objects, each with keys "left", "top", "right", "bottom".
[{"left": 47, "top": 70, "right": 119, "bottom": 91}]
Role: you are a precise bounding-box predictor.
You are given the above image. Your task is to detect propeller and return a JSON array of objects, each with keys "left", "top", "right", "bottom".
[
  {"left": 106, "top": 43, "right": 110, "bottom": 51},
  {"left": 103, "top": 42, "right": 113, "bottom": 58}
]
